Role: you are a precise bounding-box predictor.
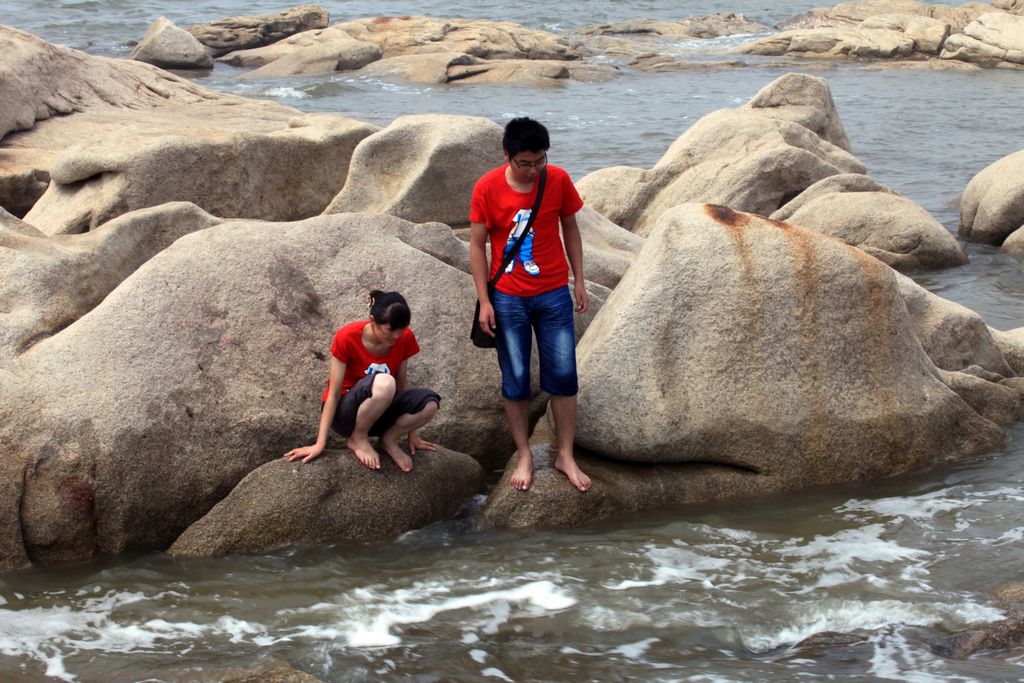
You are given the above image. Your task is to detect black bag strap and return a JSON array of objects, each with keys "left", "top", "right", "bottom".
[{"left": 489, "top": 166, "right": 547, "bottom": 289}]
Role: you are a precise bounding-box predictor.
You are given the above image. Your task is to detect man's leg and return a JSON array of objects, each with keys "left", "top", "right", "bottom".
[
  {"left": 493, "top": 290, "right": 535, "bottom": 490},
  {"left": 535, "top": 287, "right": 591, "bottom": 492},
  {"left": 347, "top": 373, "right": 396, "bottom": 470},
  {"left": 549, "top": 394, "right": 591, "bottom": 492}
]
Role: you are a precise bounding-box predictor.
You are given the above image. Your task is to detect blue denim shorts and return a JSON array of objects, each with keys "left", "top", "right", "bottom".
[{"left": 492, "top": 286, "right": 578, "bottom": 401}]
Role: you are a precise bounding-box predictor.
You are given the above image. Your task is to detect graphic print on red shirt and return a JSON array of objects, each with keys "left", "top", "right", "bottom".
[
  {"left": 470, "top": 164, "right": 584, "bottom": 297},
  {"left": 320, "top": 319, "right": 420, "bottom": 401}
]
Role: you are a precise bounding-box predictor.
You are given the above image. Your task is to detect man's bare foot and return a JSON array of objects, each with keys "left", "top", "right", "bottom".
[
  {"left": 509, "top": 450, "right": 534, "bottom": 491},
  {"left": 346, "top": 435, "right": 381, "bottom": 470},
  {"left": 381, "top": 438, "right": 414, "bottom": 472},
  {"left": 554, "top": 454, "right": 591, "bottom": 492}
]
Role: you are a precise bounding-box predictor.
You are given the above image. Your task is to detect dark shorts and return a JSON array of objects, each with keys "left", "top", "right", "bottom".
[{"left": 327, "top": 373, "right": 440, "bottom": 437}]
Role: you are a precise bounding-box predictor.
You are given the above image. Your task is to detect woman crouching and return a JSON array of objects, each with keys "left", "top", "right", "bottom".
[{"left": 284, "top": 290, "right": 440, "bottom": 471}]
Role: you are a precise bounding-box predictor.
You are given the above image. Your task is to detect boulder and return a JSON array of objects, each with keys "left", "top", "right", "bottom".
[
  {"left": 0, "top": 213, "right": 513, "bottom": 565},
  {"left": 988, "top": 326, "right": 1024, "bottom": 375},
  {"left": 573, "top": 203, "right": 1003, "bottom": 477},
  {"left": 777, "top": 1, "right": 996, "bottom": 32},
  {"left": 168, "top": 447, "right": 483, "bottom": 557},
  {"left": 929, "top": 579, "right": 1024, "bottom": 657},
  {"left": 130, "top": 17, "right": 213, "bottom": 70},
  {"left": 741, "top": 72, "right": 852, "bottom": 150},
  {"left": 959, "top": 149, "right": 1024, "bottom": 245},
  {"left": 740, "top": 27, "right": 918, "bottom": 59},
  {"left": 24, "top": 115, "right": 376, "bottom": 235},
  {"left": 994, "top": 0, "right": 1024, "bottom": 13},
  {"left": 940, "top": 13, "right": 1024, "bottom": 67},
  {"left": 896, "top": 273, "right": 1015, "bottom": 376},
  {"left": 574, "top": 206, "right": 645, "bottom": 290},
  {"left": 771, "top": 174, "right": 967, "bottom": 271},
  {"left": 186, "top": 4, "right": 330, "bottom": 57},
  {"left": 218, "top": 25, "right": 381, "bottom": 77},
  {"left": 937, "top": 369, "right": 1024, "bottom": 425},
  {"left": 578, "top": 74, "right": 864, "bottom": 237},
  {"left": 324, "top": 115, "right": 503, "bottom": 227},
  {"left": 0, "top": 25, "right": 377, "bottom": 224},
  {"left": 333, "top": 16, "right": 579, "bottom": 61},
  {"left": 0, "top": 202, "right": 221, "bottom": 361},
  {"left": 574, "top": 13, "right": 771, "bottom": 40},
  {"left": 860, "top": 13, "right": 951, "bottom": 53},
  {"left": 355, "top": 52, "right": 616, "bottom": 85}
]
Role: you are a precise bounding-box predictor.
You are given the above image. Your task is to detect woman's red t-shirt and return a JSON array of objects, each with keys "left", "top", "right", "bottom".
[{"left": 320, "top": 320, "right": 420, "bottom": 400}]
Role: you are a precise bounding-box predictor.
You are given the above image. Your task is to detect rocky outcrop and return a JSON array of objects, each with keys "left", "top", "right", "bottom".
[
  {"left": 940, "top": 12, "right": 1024, "bottom": 66},
  {"left": 323, "top": 115, "right": 502, "bottom": 227},
  {"left": 0, "top": 213, "right": 512, "bottom": 566},
  {"left": 777, "top": 1, "right": 996, "bottom": 32},
  {"left": 130, "top": 17, "right": 213, "bottom": 70},
  {"left": 930, "top": 580, "right": 1024, "bottom": 657},
  {"left": 994, "top": 0, "right": 1024, "bottom": 13},
  {"left": 354, "top": 52, "right": 616, "bottom": 84},
  {"left": 860, "top": 13, "right": 951, "bottom": 53},
  {"left": 771, "top": 174, "right": 967, "bottom": 271},
  {"left": 333, "top": 16, "right": 580, "bottom": 61},
  {"left": 577, "top": 73, "right": 863, "bottom": 237},
  {"left": 168, "top": 447, "right": 483, "bottom": 557},
  {"left": 218, "top": 25, "right": 381, "bottom": 77},
  {"left": 186, "top": 4, "right": 329, "bottom": 57},
  {"left": 24, "top": 116, "right": 376, "bottom": 235},
  {"left": 575, "top": 13, "right": 771, "bottom": 41},
  {"left": 0, "top": 202, "right": 221, "bottom": 360},
  {"left": 741, "top": 26, "right": 918, "bottom": 59},
  {"left": 959, "top": 149, "right": 1024, "bottom": 246}
]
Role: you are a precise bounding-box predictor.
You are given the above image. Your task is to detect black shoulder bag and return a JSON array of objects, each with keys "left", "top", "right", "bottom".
[{"left": 470, "top": 166, "right": 548, "bottom": 348}]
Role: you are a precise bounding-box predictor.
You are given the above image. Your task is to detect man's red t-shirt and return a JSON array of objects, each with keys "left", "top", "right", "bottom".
[
  {"left": 320, "top": 320, "right": 420, "bottom": 401},
  {"left": 470, "top": 164, "right": 584, "bottom": 296}
]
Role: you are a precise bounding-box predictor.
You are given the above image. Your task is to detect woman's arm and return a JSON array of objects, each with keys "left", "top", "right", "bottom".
[
  {"left": 284, "top": 357, "right": 346, "bottom": 463},
  {"left": 561, "top": 212, "right": 589, "bottom": 313}
]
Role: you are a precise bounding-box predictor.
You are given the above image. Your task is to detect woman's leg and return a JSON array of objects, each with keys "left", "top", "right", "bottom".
[
  {"left": 346, "top": 373, "right": 397, "bottom": 469},
  {"left": 379, "top": 399, "right": 440, "bottom": 472}
]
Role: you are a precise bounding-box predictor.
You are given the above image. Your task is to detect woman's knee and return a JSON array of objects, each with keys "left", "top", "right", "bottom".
[{"left": 370, "top": 372, "right": 397, "bottom": 398}]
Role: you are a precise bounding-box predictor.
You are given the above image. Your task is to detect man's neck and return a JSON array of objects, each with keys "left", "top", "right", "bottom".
[{"left": 504, "top": 165, "right": 535, "bottom": 193}]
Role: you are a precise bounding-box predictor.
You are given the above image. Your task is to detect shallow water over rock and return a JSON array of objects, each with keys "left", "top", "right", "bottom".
[{"left": 3, "top": 0, "right": 1024, "bottom": 680}]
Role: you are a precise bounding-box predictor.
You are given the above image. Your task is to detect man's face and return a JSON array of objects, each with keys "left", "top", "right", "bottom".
[{"left": 506, "top": 149, "right": 548, "bottom": 185}]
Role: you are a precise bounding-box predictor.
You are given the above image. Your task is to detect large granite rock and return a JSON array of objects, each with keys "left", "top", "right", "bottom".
[
  {"left": 324, "top": 115, "right": 502, "bottom": 227},
  {"left": 186, "top": 4, "right": 330, "bottom": 57},
  {"left": 860, "top": 13, "right": 951, "bottom": 53},
  {"left": 168, "top": 447, "right": 483, "bottom": 557},
  {"left": 574, "top": 13, "right": 771, "bottom": 41},
  {"left": 333, "top": 16, "right": 580, "bottom": 61},
  {"left": 929, "top": 580, "right": 1024, "bottom": 657},
  {"left": 218, "top": 25, "right": 382, "bottom": 77},
  {"left": 355, "top": 52, "right": 616, "bottom": 84},
  {"left": 0, "top": 25, "right": 376, "bottom": 223},
  {"left": 130, "top": 17, "right": 213, "bottom": 70},
  {"left": 0, "top": 213, "right": 509, "bottom": 567},
  {"left": 777, "top": 1, "right": 996, "bottom": 32},
  {"left": 940, "top": 12, "right": 1024, "bottom": 66},
  {"left": 993, "top": 0, "right": 1024, "bottom": 13},
  {"left": 0, "top": 202, "right": 220, "bottom": 361},
  {"left": 740, "top": 26, "right": 918, "bottom": 59},
  {"left": 577, "top": 73, "right": 863, "bottom": 237},
  {"left": 574, "top": 204, "right": 1002, "bottom": 473},
  {"left": 24, "top": 115, "right": 376, "bottom": 235},
  {"left": 959, "top": 149, "right": 1024, "bottom": 245},
  {"left": 771, "top": 174, "right": 967, "bottom": 271}
]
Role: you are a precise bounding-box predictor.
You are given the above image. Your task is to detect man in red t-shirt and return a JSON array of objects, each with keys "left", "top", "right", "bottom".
[{"left": 469, "top": 117, "right": 591, "bottom": 493}]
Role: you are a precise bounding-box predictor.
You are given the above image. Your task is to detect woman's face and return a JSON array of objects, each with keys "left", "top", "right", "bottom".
[{"left": 370, "top": 319, "right": 404, "bottom": 346}]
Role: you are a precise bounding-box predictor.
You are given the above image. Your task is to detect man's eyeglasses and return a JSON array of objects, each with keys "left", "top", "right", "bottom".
[{"left": 511, "top": 154, "right": 548, "bottom": 170}]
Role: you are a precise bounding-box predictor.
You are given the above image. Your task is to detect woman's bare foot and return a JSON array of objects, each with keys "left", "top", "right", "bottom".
[
  {"left": 346, "top": 435, "right": 381, "bottom": 470},
  {"left": 509, "top": 450, "right": 534, "bottom": 491},
  {"left": 381, "top": 438, "right": 414, "bottom": 472},
  {"left": 554, "top": 454, "right": 591, "bottom": 492}
]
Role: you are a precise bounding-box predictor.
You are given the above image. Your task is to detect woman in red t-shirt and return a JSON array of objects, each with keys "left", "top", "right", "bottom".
[{"left": 284, "top": 290, "right": 440, "bottom": 471}]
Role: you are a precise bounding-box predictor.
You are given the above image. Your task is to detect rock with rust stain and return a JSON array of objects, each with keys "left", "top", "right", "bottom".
[
  {"left": 169, "top": 447, "right": 483, "bottom": 557},
  {"left": 576, "top": 73, "right": 864, "bottom": 238},
  {"left": 574, "top": 203, "right": 1003, "bottom": 478}
]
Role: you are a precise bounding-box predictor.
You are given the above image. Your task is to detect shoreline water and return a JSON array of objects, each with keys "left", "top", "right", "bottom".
[{"left": 3, "top": 2, "right": 1024, "bottom": 681}]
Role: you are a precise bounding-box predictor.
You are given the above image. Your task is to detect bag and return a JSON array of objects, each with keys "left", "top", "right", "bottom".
[
  {"left": 469, "top": 167, "right": 548, "bottom": 350},
  {"left": 470, "top": 296, "right": 495, "bottom": 348}
]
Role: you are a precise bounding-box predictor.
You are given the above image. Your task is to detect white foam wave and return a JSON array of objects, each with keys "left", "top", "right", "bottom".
[
  {"left": 607, "top": 545, "right": 730, "bottom": 590},
  {"left": 258, "top": 86, "right": 310, "bottom": 99}
]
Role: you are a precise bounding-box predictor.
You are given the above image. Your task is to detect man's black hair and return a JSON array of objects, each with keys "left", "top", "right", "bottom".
[{"left": 503, "top": 117, "right": 550, "bottom": 158}]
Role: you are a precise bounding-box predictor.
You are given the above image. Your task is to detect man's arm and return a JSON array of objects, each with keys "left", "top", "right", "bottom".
[
  {"left": 561, "top": 213, "right": 589, "bottom": 313},
  {"left": 469, "top": 220, "right": 496, "bottom": 336}
]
